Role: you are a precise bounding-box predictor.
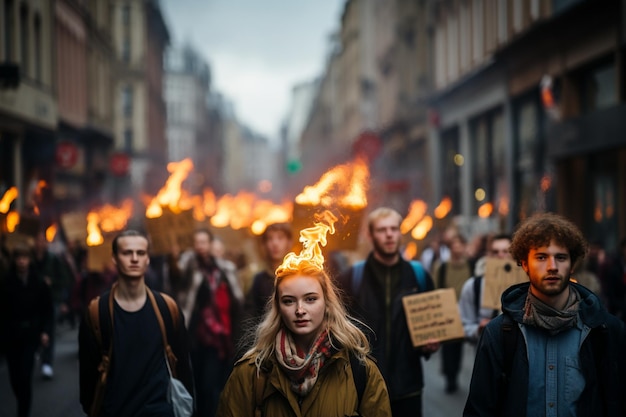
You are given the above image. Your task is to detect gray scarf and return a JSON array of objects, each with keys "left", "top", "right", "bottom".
[{"left": 523, "top": 285, "right": 580, "bottom": 335}]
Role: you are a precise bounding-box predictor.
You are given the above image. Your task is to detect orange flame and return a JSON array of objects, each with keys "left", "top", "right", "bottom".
[
  {"left": 411, "top": 215, "right": 433, "bottom": 240},
  {"left": 478, "top": 202, "right": 494, "bottom": 218},
  {"left": 434, "top": 197, "right": 452, "bottom": 219},
  {"left": 86, "top": 213, "right": 104, "bottom": 246},
  {"left": 276, "top": 210, "right": 337, "bottom": 274},
  {"left": 145, "top": 158, "right": 194, "bottom": 218},
  {"left": 295, "top": 158, "right": 369, "bottom": 209},
  {"left": 403, "top": 241, "right": 418, "bottom": 260},
  {"left": 0, "top": 187, "right": 18, "bottom": 213},
  {"left": 95, "top": 199, "right": 134, "bottom": 232},
  {"left": 46, "top": 224, "right": 57, "bottom": 242},
  {"left": 250, "top": 200, "right": 293, "bottom": 235},
  {"left": 400, "top": 200, "right": 428, "bottom": 234},
  {"left": 6, "top": 211, "right": 19, "bottom": 232}
]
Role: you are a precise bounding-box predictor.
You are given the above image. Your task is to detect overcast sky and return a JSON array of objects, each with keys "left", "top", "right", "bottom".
[{"left": 160, "top": 0, "right": 345, "bottom": 141}]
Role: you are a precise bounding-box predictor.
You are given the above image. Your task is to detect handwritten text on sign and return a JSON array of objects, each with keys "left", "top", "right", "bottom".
[{"left": 402, "top": 288, "right": 464, "bottom": 347}]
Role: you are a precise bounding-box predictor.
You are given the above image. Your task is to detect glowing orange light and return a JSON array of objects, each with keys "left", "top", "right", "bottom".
[
  {"left": 95, "top": 199, "right": 134, "bottom": 232},
  {"left": 295, "top": 158, "right": 369, "bottom": 209},
  {"left": 6, "top": 211, "right": 19, "bottom": 232},
  {"left": 403, "top": 241, "right": 418, "bottom": 260},
  {"left": 540, "top": 175, "right": 551, "bottom": 192},
  {"left": 411, "top": 215, "right": 433, "bottom": 241},
  {"left": 86, "top": 213, "right": 104, "bottom": 246},
  {"left": 401, "top": 200, "right": 427, "bottom": 234},
  {"left": 250, "top": 200, "right": 293, "bottom": 235},
  {"left": 0, "top": 187, "right": 18, "bottom": 213},
  {"left": 277, "top": 210, "right": 338, "bottom": 274},
  {"left": 46, "top": 224, "right": 57, "bottom": 242},
  {"left": 145, "top": 158, "right": 194, "bottom": 217},
  {"left": 498, "top": 197, "right": 509, "bottom": 216},
  {"left": 478, "top": 202, "right": 494, "bottom": 219},
  {"left": 434, "top": 197, "right": 452, "bottom": 219}
]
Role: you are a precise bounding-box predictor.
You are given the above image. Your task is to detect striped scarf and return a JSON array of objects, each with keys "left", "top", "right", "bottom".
[{"left": 275, "top": 327, "right": 332, "bottom": 396}]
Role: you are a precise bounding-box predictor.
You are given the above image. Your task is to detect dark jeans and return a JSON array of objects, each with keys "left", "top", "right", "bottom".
[
  {"left": 391, "top": 393, "right": 423, "bottom": 417},
  {"left": 192, "top": 346, "right": 232, "bottom": 417},
  {"left": 441, "top": 340, "right": 464, "bottom": 388},
  {"left": 6, "top": 340, "right": 37, "bottom": 417}
]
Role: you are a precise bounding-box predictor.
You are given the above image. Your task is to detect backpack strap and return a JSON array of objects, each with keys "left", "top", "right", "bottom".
[
  {"left": 437, "top": 262, "right": 447, "bottom": 289},
  {"left": 351, "top": 261, "right": 366, "bottom": 295},
  {"left": 473, "top": 276, "right": 483, "bottom": 317},
  {"left": 409, "top": 260, "right": 426, "bottom": 292},
  {"left": 349, "top": 352, "right": 367, "bottom": 411}
]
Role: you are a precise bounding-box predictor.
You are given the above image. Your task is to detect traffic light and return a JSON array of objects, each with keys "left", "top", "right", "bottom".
[{"left": 286, "top": 159, "right": 302, "bottom": 175}]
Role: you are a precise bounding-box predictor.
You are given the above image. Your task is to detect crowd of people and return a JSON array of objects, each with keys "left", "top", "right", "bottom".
[{"left": 1, "top": 209, "right": 625, "bottom": 417}]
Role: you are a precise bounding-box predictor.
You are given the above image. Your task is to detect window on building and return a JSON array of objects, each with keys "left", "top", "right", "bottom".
[
  {"left": 4, "top": 0, "right": 15, "bottom": 61},
  {"left": 123, "top": 128, "right": 133, "bottom": 154},
  {"left": 122, "top": 4, "right": 131, "bottom": 25},
  {"left": 122, "top": 85, "right": 133, "bottom": 117},
  {"left": 122, "top": 36, "right": 131, "bottom": 62},
  {"left": 34, "top": 14, "right": 41, "bottom": 82},
  {"left": 19, "top": 4, "right": 28, "bottom": 75},
  {"left": 441, "top": 127, "right": 462, "bottom": 216},
  {"left": 581, "top": 60, "right": 617, "bottom": 113}
]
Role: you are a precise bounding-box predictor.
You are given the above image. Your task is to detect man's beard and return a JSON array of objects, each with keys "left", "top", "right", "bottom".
[{"left": 373, "top": 240, "right": 399, "bottom": 261}]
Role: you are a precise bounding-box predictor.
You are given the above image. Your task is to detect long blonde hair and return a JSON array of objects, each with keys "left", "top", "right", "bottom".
[{"left": 243, "top": 259, "right": 370, "bottom": 373}]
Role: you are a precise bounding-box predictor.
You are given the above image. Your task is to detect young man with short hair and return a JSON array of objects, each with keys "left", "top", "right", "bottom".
[
  {"left": 79, "top": 230, "right": 193, "bottom": 417},
  {"left": 464, "top": 213, "right": 626, "bottom": 417}
]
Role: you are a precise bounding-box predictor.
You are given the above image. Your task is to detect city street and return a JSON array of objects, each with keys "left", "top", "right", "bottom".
[{"left": 0, "top": 321, "right": 476, "bottom": 417}]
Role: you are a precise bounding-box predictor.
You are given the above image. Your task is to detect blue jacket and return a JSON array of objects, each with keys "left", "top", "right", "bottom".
[{"left": 464, "top": 282, "right": 626, "bottom": 417}]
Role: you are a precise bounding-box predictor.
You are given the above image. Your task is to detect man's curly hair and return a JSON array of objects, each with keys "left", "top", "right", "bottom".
[{"left": 509, "top": 212, "right": 588, "bottom": 267}]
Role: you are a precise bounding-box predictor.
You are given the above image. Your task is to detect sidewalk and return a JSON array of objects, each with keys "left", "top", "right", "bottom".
[{"left": 0, "top": 323, "right": 85, "bottom": 417}]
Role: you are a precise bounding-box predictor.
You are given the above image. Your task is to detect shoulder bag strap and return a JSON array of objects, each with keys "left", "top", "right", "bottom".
[{"left": 146, "top": 287, "right": 178, "bottom": 378}]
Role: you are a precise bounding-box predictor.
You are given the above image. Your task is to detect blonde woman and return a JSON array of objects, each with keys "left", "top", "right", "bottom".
[{"left": 216, "top": 258, "right": 391, "bottom": 417}]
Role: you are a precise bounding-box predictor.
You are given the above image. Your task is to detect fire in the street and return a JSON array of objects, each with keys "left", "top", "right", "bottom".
[
  {"left": 86, "top": 212, "right": 104, "bottom": 246},
  {"left": 434, "top": 197, "right": 452, "bottom": 219},
  {"left": 401, "top": 199, "right": 428, "bottom": 234},
  {"left": 94, "top": 199, "right": 134, "bottom": 232},
  {"left": 411, "top": 215, "right": 433, "bottom": 240},
  {"left": 250, "top": 200, "right": 293, "bottom": 235},
  {"left": 46, "top": 223, "right": 57, "bottom": 242},
  {"left": 295, "top": 158, "right": 369, "bottom": 209},
  {"left": 146, "top": 158, "right": 194, "bottom": 218},
  {"left": 0, "top": 186, "right": 18, "bottom": 213},
  {"left": 277, "top": 210, "right": 337, "bottom": 274},
  {"left": 6, "top": 211, "right": 19, "bottom": 232}
]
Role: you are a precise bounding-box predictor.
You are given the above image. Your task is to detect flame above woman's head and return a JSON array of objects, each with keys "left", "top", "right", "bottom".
[{"left": 275, "top": 210, "right": 338, "bottom": 277}]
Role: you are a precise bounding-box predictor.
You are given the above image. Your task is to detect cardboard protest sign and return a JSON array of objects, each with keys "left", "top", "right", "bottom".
[
  {"left": 60, "top": 211, "right": 88, "bottom": 247},
  {"left": 86, "top": 235, "right": 114, "bottom": 272},
  {"left": 482, "top": 258, "right": 528, "bottom": 310},
  {"left": 402, "top": 288, "right": 465, "bottom": 347},
  {"left": 145, "top": 209, "right": 195, "bottom": 255}
]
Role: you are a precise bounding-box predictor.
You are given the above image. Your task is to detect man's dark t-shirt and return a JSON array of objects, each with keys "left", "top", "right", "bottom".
[{"left": 101, "top": 299, "right": 174, "bottom": 417}]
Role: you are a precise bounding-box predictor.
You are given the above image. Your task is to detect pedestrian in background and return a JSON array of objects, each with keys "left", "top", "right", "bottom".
[
  {"left": 32, "top": 230, "right": 72, "bottom": 380},
  {"left": 169, "top": 228, "right": 244, "bottom": 417},
  {"left": 79, "top": 229, "right": 193, "bottom": 417},
  {"left": 458, "top": 233, "right": 512, "bottom": 345},
  {"left": 338, "top": 207, "right": 439, "bottom": 417},
  {"left": 216, "top": 258, "right": 392, "bottom": 417},
  {"left": 433, "top": 233, "right": 472, "bottom": 394},
  {"left": 244, "top": 222, "right": 293, "bottom": 324},
  {"left": 0, "top": 243, "right": 53, "bottom": 417},
  {"left": 464, "top": 212, "right": 626, "bottom": 416}
]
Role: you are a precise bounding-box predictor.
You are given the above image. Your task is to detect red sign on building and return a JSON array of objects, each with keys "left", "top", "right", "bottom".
[
  {"left": 55, "top": 141, "right": 79, "bottom": 169},
  {"left": 109, "top": 152, "right": 130, "bottom": 177}
]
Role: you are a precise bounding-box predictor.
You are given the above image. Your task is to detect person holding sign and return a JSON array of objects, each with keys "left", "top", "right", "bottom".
[
  {"left": 338, "top": 207, "right": 439, "bottom": 417},
  {"left": 458, "top": 233, "right": 512, "bottom": 345},
  {"left": 464, "top": 213, "right": 626, "bottom": 417}
]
